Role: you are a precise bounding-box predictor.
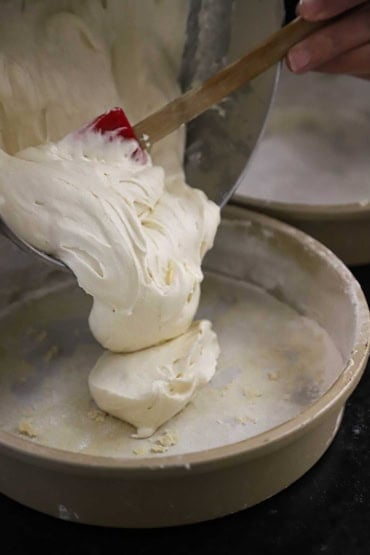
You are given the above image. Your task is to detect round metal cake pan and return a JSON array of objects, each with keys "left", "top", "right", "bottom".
[
  {"left": 0, "top": 206, "right": 368, "bottom": 528},
  {"left": 232, "top": 196, "right": 370, "bottom": 266},
  {"left": 232, "top": 68, "right": 370, "bottom": 267}
]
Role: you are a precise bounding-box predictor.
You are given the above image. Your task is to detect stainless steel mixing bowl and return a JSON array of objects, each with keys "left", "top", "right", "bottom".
[
  {"left": 183, "top": 0, "right": 284, "bottom": 205},
  {"left": 0, "top": 0, "right": 284, "bottom": 268}
]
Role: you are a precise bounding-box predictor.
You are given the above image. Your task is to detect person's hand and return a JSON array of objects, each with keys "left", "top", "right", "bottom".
[{"left": 287, "top": 0, "right": 370, "bottom": 78}]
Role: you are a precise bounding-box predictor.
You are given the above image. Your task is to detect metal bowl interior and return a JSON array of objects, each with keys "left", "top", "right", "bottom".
[{"left": 0, "top": 205, "right": 368, "bottom": 527}]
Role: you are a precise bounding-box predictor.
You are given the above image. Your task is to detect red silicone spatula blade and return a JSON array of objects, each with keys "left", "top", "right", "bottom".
[
  {"left": 88, "top": 107, "right": 137, "bottom": 141},
  {"left": 79, "top": 107, "right": 147, "bottom": 163}
]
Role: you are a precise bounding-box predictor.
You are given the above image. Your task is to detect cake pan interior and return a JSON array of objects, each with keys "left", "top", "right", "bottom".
[
  {"left": 234, "top": 69, "right": 370, "bottom": 265},
  {"left": 0, "top": 206, "right": 368, "bottom": 526},
  {"left": 0, "top": 206, "right": 368, "bottom": 457}
]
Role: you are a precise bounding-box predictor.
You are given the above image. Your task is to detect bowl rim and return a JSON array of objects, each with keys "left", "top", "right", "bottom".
[
  {"left": 0, "top": 208, "right": 369, "bottom": 474},
  {"left": 233, "top": 194, "right": 370, "bottom": 221}
]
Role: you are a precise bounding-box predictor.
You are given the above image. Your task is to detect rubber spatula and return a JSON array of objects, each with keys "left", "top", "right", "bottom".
[{"left": 88, "top": 16, "right": 326, "bottom": 160}]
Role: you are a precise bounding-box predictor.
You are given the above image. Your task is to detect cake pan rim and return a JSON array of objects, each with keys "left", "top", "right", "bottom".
[{"left": 232, "top": 195, "right": 370, "bottom": 221}]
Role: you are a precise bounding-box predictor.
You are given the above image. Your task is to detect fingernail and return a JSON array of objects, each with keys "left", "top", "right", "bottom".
[
  {"left": 299, "top": 0, "right": 318, "bottom": 7},
  {"left": 298, "top": 0, "right": 321, "bottom": 17},
  {"left": 287, "top": 46, "right": 311, "bottom": 72}
]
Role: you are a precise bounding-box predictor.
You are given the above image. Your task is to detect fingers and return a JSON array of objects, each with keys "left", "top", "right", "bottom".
[
  {"left": 287, "top": 3, "right": 370, "bottom": 72},
  {"left": 316, "top": 43, "right": 370, "bottom": 74},
  {"left": 298, "top": 0, "right": 367, "bottom": 21}
]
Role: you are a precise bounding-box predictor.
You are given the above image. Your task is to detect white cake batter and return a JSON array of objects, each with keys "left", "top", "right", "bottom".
[{"left": 0, "top": 0, "right": 220, "bottom": 436}]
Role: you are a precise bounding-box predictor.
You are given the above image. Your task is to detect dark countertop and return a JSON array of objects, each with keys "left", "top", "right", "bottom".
[{"left": 0, "top": 263, "right": 369, "bottom": 554}]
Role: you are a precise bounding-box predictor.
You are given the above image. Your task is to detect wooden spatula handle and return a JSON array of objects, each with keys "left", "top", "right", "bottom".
[{"left": 134, "top": 17, "right": 325, "bottom": 146}]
